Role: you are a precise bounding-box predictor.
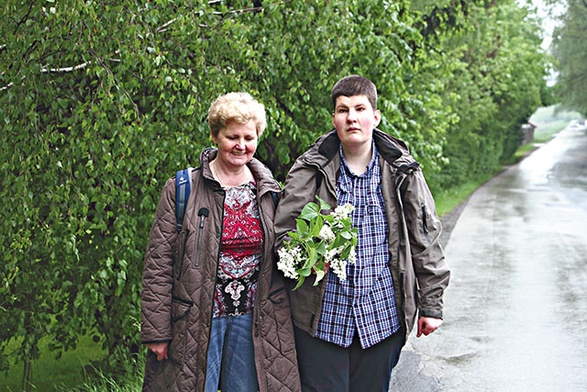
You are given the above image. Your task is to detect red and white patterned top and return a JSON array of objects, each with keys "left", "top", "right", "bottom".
[{"left": 213, "top": 181, "right": 264, "bottom": 317}]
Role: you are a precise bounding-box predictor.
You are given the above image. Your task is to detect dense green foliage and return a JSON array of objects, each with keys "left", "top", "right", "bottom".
[
  {"left": 549, "top": 0, "right": 587, "bottom": 115},
  {"left": 1, "top": 0, "right": 550, "bottom": 383},
  {"left": 412, "top": 0, "right": 550, "bottom": 190}
]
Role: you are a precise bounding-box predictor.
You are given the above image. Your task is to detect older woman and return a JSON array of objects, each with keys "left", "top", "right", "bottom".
[{"left": 141, "top": 92, "right": 300, "bottom": 392}]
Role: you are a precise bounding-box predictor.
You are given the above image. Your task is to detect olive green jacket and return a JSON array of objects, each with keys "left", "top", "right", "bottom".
[{"left": 274, "top": 129, "right": 450, "bottom": 341}]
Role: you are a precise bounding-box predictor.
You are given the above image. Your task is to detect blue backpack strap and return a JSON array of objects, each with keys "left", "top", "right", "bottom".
[{"left": 175, "top": 167, "right": 194, "bottom": 232}]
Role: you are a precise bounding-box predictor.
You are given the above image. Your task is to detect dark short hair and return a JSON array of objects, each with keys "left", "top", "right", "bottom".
[{"left": 331, "top": 75, "right": 377, "bottom": 110}]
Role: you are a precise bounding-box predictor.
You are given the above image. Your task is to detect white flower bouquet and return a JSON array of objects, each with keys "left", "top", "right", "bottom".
[{"left": 277, "top": 196, "right": 358, "bottom": 290}]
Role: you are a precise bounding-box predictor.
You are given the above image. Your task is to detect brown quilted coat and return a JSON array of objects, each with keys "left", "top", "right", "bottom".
[{"left": 141, "top": 148, "right": 301, "bottom": 392}]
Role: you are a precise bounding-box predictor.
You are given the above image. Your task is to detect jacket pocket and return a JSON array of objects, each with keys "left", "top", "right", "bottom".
[
  {"left": 266, "top": 287, "right": 295, "bottom": 355},
  {"left": 421, "top": 202, "right": 432, "bottom": 244},
  {"left": 168, "top": 297, "right": 192, "bottom": 365},
  {"left": 268, "top": 287, "right": 287, "bottom": 304}
]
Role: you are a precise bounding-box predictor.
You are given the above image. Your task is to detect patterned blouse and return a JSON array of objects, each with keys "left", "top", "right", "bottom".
[{"left": 213, "top": 181, "right": 264, "bottom": 318}]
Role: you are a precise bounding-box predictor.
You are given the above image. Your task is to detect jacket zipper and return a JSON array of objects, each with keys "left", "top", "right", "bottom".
[
  {"left": 203, "top": 191, "right": 225, "bottom": 379},
  {"left": 394, "top": 173, "right": 407, "bottom": 325},
  {"left": 194, "top": 217, "right": 205, "bottom": 267},
  {"left": 253, "top": 191, "right": 269, "bottom": 339}
]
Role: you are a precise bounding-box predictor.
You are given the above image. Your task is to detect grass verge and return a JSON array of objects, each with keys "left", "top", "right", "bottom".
[
  {"left": 0, "top": 335, "right": 107, "bottom": 392},
  {"left": 435, "top": 179, "right": 489, "bottom": 218},
  {"left": 63, "top": 360, "right": 144, "bottom": 392},
  {"left": 435, "top": 104, "right": 576, "bottom": 217}
]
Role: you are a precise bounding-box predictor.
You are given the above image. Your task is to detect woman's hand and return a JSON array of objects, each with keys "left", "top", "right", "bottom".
[{"left": 147, "top": 342, "right": 169, "bottom": 361}]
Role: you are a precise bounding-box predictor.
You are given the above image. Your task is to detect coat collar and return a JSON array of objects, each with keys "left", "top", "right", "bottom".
[
  {"left": 311, "top": 128, "right": 411, "bottom": 168},
  {"left": 199, "top": 147, "right": 281, "bottom": 194}
]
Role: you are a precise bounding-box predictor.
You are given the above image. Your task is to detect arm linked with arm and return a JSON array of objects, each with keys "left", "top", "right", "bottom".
[{"left": 273, "top": 163, "right": 321, "bottom": 250}]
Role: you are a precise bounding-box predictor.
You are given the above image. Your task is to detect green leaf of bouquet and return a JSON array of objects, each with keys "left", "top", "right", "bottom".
[
  {"left": 332, "top": 235, "right": 347, "bottom": 248},
  {"left": 289, "top": 231, "right": 301, "bottom": 242},
  {"left": 316, "top": 240, "right": 326, "bottom": 255},
  {"left": 315, "top": 196, "right": 332, "bottom": 212},
  {"left": 299, "top": 201, "right": 320, "bottom": 221},
  {"left": 312, "top": 215, "right": 324, "bottom": 237},
  {"left": 307, "top": 245, "right": 317, "bottom": 262},
  {"left": 296, "top": 218, "right": 308, "bottom": 235},
  {"left": 314, "top": 269, "right": 325, "bottom": 285},
  {"left": 323, "top": 214, "right": 335, "bottom": 224},
  {"left": 301, "top": 257, "right": 313, "bottom": 270},
  {"left": 339, "top": 220, "right": 351, "bottom": 229},
  {"left": 298, "top": 267, "right": 312, "bottom": 277},
  {"left": 293, "top": 276, "right": 306, "bottom": 291}
]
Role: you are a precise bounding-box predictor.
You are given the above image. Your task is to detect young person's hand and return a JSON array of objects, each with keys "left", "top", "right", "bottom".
[
  {"left": 416, "top": 316, "right": 443, "bottom": 338},
  {"left": 147, "top": 342, "right": 169, "bottom": 361}
]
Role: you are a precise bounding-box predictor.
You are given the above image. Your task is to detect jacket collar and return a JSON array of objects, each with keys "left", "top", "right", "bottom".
[
  {"left": 199, "top": 147, "right": 281, "bottom": 194},
  {"left": 312, "top": 128, "right": 409, "bottom": 168}
]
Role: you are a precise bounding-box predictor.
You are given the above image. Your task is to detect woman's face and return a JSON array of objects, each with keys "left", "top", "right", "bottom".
[{"left": 212, "top": 119, "right": 258, "bottom": 169}]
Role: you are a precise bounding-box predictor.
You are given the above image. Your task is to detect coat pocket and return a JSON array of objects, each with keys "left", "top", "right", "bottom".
[
  {"left": 268, "top": 286, "right": 287, "bottom": 305},
  {"left": 168, "top": 297, "right": 192, "bottom": 365},
  {"left": 266, "top": 287, "right": 295, "bottom": 355}
]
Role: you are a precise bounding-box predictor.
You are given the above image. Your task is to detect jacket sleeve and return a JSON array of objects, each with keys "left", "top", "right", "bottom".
[
  {"left": 402, "top": 169, "right": 450, "bottom": 319},
  {"left": 273, "top": 160, "right": 318, "bottom": 250},
  {"left": 141, "top": 178, "right": 177, "bottom": 343}
]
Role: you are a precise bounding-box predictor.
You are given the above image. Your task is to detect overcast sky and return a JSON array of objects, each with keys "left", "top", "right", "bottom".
[
  {"left": 524, "top": 0, "right": 566, "bottom": 84},
  {"left": 528, "top": 0, "right": 565, "bottom": 51}
]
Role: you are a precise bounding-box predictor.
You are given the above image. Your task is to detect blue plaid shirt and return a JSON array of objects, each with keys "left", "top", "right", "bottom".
[{"left": 315, "top": 142, "right": 400, "bottom": 349}]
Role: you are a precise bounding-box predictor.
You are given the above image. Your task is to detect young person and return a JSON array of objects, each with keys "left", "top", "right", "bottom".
[{"left": 274, "top": 75, "right": 450, "bottom": 391}]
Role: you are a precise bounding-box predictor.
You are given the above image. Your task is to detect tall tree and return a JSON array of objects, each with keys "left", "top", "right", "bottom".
[
  {"left": 412, "top": 0, "right": 549, "bottom": 190},
  {"left": 550, "top": 0, "right": 587, "bottom": 114}
]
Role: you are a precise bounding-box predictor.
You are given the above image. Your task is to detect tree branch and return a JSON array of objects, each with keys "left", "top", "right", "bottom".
[
  {"left": 13, "top": 2, "right": 35, "bottom": 35},
  {"left": 156, "top": 18, "right": 178, "bottom": 33},
  {"left": 41, "top": 61, "right": 91, "bottom": 73},
  {"left": 0, "top": 82, "right": 14, "bottom": 92},
  {"left": 212, "top": 6, "right": 263, "bottom": 15},
  {"left": 88, "top": 49, "right": 140, "bottom": 116}
]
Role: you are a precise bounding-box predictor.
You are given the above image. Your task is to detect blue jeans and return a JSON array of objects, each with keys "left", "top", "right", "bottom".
[{"left": 204, "top": 313, "right": 258, "bottom": 392}]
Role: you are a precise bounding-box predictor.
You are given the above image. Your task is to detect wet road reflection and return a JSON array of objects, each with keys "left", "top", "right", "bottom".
[{"left": 392, "top": 125, "right": 587, "bottom": 391}]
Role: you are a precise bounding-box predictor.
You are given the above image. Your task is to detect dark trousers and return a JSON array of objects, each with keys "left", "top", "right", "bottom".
[{"left": 294, "top": 326, "right": 404, "bottom": 392}]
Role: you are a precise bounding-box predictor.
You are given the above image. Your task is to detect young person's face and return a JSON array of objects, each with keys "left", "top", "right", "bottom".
[
  {"left": 332, "top": 95, "right": 381, "bottom": 149},
  {"left": 212, "top": 119, "right": 258, "bottom": 169}
]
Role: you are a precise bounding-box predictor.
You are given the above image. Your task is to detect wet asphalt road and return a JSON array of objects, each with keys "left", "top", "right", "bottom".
[{"left": 390, "top": 123, "right": 587, "bottom": 391}]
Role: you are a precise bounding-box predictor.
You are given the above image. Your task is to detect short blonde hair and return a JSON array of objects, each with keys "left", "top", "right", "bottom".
[{"left": 207, "top": 92, "right": 267, "bottom": 138}]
